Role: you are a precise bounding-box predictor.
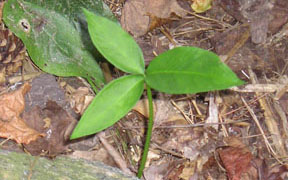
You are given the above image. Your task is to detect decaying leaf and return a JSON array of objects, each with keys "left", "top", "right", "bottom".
[
  {"left": 145, "top": 0, "right": 186, "bottom": 18},
  {"left": 218, "top": 137, "right": 253, "bottom": 180},
  {"left": 121, "top": 0, "right": 150, "bottom": 37},
  {"left": 133, "top": 98, "right": 184, "bottom": 125},
  {"left": 133, "top": 99, "right": 156, "bottom": 118},
  {"left": 0, "top": 83, "right": 44, "bottom": 144},
  {"left": 23, "top": 101, "right": 77, "bottom": 156},
  {"left": 191, "top": 0, "right": 213, "bottom": 13},
  {"left": 121, "top": 0, "right": 186, "bottom": 36}
]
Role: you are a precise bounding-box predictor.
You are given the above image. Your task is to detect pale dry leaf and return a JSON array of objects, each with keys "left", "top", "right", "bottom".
[
  {"left": 121, "top": 0, "right": 186, "bottom": 36},
  {"left": 133, "top": 98, "right": 184, "bottom": 125},
  {"left": 0, "top": 83, "right": 44, "bottom": 144},
  {"left": 144, "top": 160, "right": 172, "bottom": 180},
  {"left": 145, "top": 0, "right": 186, "bottom": 18},
  {"left": 179, "top": 161, "right": 197, "bottom": 179},
  {"left": 133, "top": 98, "right": 156, "bottom": 118},
  {"left": 121, "top": 0, "right": 150, "bottom": 37},
  {"left": 70, "top": 87, "right": 94, "bottom": 114}
]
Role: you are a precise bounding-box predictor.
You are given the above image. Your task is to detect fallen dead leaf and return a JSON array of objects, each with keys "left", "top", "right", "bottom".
[
  {"left": 121, "top": 0, "right": 186, "bottom": 36},
  {"left": 0, "top": 83, "right": 44, "bottom": 144},
  {"left": 133, "top": 98, "right": 156, "bottom": 118},
  {"left": 266, "top": 164, "right": 288, "bottom": 180},
  {"left": 145, "top": 0, "right": 186, "bottom": 18},
  {"left": 179, "top": 161, "right": 197, "bottom": 179},
  {"left": 133, "top": 98, "right": 184, "bottom": 126},
  {"left": 68, "top": 148, "right": 117, "bottom": 167},
  {"left": 144, "top": 159, "right": 181, "bottom": 180},
  {"left": 121, "top": 0, "right": 150, "bottom": 37},
  {"left": 218, "top": 137, "right": 253, "bottom": 180},
  {"left": 22, "top": 101, "right": 77, "bottom": 156}
]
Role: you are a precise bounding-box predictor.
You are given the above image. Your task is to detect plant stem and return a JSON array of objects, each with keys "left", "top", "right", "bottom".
[
  {"left": 87, "top": 77, "right": 99, "bottom": 94},
  {"left": 137, "top": 84, "right": 154, "bottom": 178}
]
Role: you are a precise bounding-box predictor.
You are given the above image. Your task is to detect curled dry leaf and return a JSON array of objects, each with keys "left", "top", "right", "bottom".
[
  {"left": 0, "top": 83, "right": 44, "bottom": 144},
  {"left": 121, "top": 0, "right": 186, "bottom": 36},
  {"left": 191, "top": 0, "right": 213, "bottom": 13}
]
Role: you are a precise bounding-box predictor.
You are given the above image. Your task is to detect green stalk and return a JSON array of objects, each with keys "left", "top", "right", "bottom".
[
  {"left": 87, "top": 77, "right": 99, "bottom": 94},
  {"left": 137, "top": 84, "right": 154, "bottom": 178}
]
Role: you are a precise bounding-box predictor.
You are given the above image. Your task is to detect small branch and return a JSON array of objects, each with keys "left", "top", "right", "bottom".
[{"left": 98, "top": 131, "right": 133, "bottom": 175}]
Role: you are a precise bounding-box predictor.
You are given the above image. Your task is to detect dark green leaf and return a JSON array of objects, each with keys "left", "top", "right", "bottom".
[
  {"left": 3, "top": 0, "right": 116, "bottom": 87},
  {"left": 71, "top": 74, "right": 144, "bottom": 139},
  {"left": 146, "top": 47, "right": 244, "bottom": 94},
  {"left": 84, "top": 9, "right": 145, "bottom": 75}
]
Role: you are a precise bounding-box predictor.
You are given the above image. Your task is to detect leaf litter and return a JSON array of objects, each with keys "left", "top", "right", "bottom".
[
  {"left": 0, "top": 83, "right": 44, "bottom": 144},
  {"left": 1, "top": 0, "right": 288, "bottom": 179}
]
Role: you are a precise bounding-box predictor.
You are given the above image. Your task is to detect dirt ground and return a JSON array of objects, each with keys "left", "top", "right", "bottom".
[{"left": 0, "top": 0, "right": 288, "bottom": 179}]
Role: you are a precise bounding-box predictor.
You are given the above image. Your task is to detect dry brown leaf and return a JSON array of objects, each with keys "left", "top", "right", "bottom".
[
  {"left": 121, "top": 0, "right": 186, "bottom": 36},
  {"left": 145, "top": 0, "right": 186, "bottom": 18},
  {"left": 0, "top": 83, "right": 44, "bottom": 144},
  {"left": 121, "top": 0, "right": 150, "bottom": 37},
  {"left": 218, "top": 137, "right": 253, "bottom": 180},
  {"left": 23, "top": 101, "right": 77, "bottom": 156},
  {"left": 133, "top": 98, "right": 184, "bottom": 125}
]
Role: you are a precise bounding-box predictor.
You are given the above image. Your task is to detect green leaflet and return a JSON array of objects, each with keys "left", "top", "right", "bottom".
[
  {"left": 3, "top": 0, "right": 116, "bottom": 87},
  {"left": 70, "top": 74, "right": 144, "bottom": 139},
  {"left": 146, "top": 47, "right": 244, "bottom": 94},
  {"left": 84, "top": 9, "right": 145, "bottom": 75}
]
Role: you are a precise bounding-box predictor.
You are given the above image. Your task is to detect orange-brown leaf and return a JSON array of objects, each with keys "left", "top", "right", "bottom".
[
  {"left": 0, "top": 83, "right": 44, "bottom": 144},
  {"left": 218, "top": 147, "right": 252, "bottom": 180}
]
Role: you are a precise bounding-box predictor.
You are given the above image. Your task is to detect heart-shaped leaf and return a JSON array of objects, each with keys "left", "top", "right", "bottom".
[
  {"left": 71, "top": 74, "right": 144, "bottom": 139},
  {"left": 84, "top": 9, "right": 145, "bottom": 75},
  {"left": 3, "top": 0, "right": 116, "bottom": 87},
  {"left": 146, "top": 47, "right": 244, "bottom": 94}
]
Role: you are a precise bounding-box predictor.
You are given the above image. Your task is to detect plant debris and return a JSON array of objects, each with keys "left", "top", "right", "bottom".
[
  {"left": 0, "top": 83, "right": 44, "bottom": 144},
  {"left": 1, "top": 0, "right": 288, "bottom": 179}
]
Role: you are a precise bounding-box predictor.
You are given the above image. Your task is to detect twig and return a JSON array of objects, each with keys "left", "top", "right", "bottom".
[
  {"left": 248, "top": 67, "right": 287, "bottom": 157},
  {"left": 98, "top": 131, "right": 133, "bottom": 175},
  {"left": 230, "top": 84, "right": 288, "bottom": 93},
  {"left": 223, "top": 25, "right": 250, "bottom": 63},
  {"left": 192, "top": 99, "right": 202, "bottom": 116},
  {"left": 171, "top": 99, "right": 193, "bottom": 124},
  {"left": 241, "top": 96, "right": 282, "bottom": 164}
]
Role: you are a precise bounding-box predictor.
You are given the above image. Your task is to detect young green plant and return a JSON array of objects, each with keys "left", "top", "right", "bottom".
[{"left": 70, "top": 9, "right": 244, "bottom": 178}]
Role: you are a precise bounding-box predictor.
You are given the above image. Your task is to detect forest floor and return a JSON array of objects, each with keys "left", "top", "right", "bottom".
[{"left": 0, "top": 0, "right": 288, "bottom": 179}]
